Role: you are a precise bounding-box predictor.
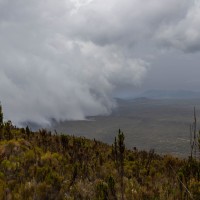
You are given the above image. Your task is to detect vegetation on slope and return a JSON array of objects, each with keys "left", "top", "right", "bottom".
[{"left": 0, "top": 104, "right": 200, "bottom": 199}]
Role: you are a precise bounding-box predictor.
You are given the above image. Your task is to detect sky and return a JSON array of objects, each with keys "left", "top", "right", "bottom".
[{"left": 1, "top": 0, "right": 200, "bottom": 125}]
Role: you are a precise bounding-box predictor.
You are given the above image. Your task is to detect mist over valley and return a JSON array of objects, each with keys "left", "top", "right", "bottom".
[{"left": 50, "top": 94, "right": 200, "bottom": 157}]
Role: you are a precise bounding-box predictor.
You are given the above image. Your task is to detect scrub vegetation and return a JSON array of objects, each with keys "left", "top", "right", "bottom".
[{"left": 0, "top": 104, "right": 200, "bottom": 200}]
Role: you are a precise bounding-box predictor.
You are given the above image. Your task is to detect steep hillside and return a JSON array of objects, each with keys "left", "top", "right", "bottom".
[{"left": 0, "top": 106, "right": 200, "bottom": 199}]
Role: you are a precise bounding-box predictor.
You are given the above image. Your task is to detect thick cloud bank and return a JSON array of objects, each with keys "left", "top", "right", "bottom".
[
  {"left": 156, "top": 1, "right": 200, "bottom": 52},
  {"left": 0, "top": 0, "right": 199, "bottom": 125}
]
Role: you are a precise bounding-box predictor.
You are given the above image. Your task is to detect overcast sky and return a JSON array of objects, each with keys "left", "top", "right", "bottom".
[{"left": 1, "top": 0, "right": 200, "bottom": 125}]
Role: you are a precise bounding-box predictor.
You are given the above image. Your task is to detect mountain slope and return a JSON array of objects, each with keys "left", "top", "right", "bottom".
[{"left": 0, "top": 120, "right": 200, "bottom": 199}]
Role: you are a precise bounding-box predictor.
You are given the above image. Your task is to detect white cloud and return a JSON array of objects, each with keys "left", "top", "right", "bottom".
[
  {"left": 0, "top": 0, "right": 148, "bottom": 125},
  {"left": 0, "top": 0, "right": 199, "bottom": 126},
  {"left": 156, "top": 1, "right": 200, "bottom": 52}
]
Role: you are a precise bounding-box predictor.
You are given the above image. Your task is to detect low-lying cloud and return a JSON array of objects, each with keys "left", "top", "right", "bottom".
[{"left": 0, "top": 0, "right": 199, "bottom": 125}]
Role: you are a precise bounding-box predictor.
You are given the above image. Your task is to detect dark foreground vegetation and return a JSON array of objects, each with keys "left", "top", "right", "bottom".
[{"left": 0, "top": 105, "right": 200, "bottom": 199}]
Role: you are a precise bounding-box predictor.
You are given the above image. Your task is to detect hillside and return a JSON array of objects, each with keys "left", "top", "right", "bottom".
[{"left": 1, "top": 108, "right": 200, "bottom": 199}]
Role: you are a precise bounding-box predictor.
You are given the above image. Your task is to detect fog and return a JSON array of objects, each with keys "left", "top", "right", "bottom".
[{"left": 0, "top": 0, "right": 200, "bottom": 125}]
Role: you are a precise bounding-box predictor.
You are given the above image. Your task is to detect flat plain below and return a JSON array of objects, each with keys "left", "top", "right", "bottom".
[{"left": 51, "top": 98, "right": 200, "bottom": 157}]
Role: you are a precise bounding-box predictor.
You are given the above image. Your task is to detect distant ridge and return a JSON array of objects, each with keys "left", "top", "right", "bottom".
[{"left": 138, "top": 89, "right": 200, "bottom": 99}]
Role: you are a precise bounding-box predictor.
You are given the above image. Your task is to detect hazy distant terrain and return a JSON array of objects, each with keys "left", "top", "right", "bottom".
[
  {"left": 139, "top": 90, "right": 200, "bottom": 99},
  {"left": 51, "top": 98, "right": 200, "bottom": 157}
]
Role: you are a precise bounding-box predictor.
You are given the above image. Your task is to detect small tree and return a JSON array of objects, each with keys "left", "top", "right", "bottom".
[
  {"left": 0, "top": 102, "right": 3, "bottom": 125},
  {"left": 113, "top": 129, "right": 125, "bottom": 200},
  {"left": 96, "top": 181, "right": 108, "bottom": 200},
  {"left": 189, "top": 107, "right": 200, "bottom": 160},
  {"left": 0, "top": 103, "right": 3, "bottom": 140},
  {"left": 26, "top": 126, "right": 31, "bottom": 139},
  {"left": 61, "top": 134, "right": 69, "bottom": 151},
  {"left": 107, "top": 176, "right": 117, "bottom": 200},
  {"left": 118, "top": 129, "right": 125, "bottom": 200}
]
